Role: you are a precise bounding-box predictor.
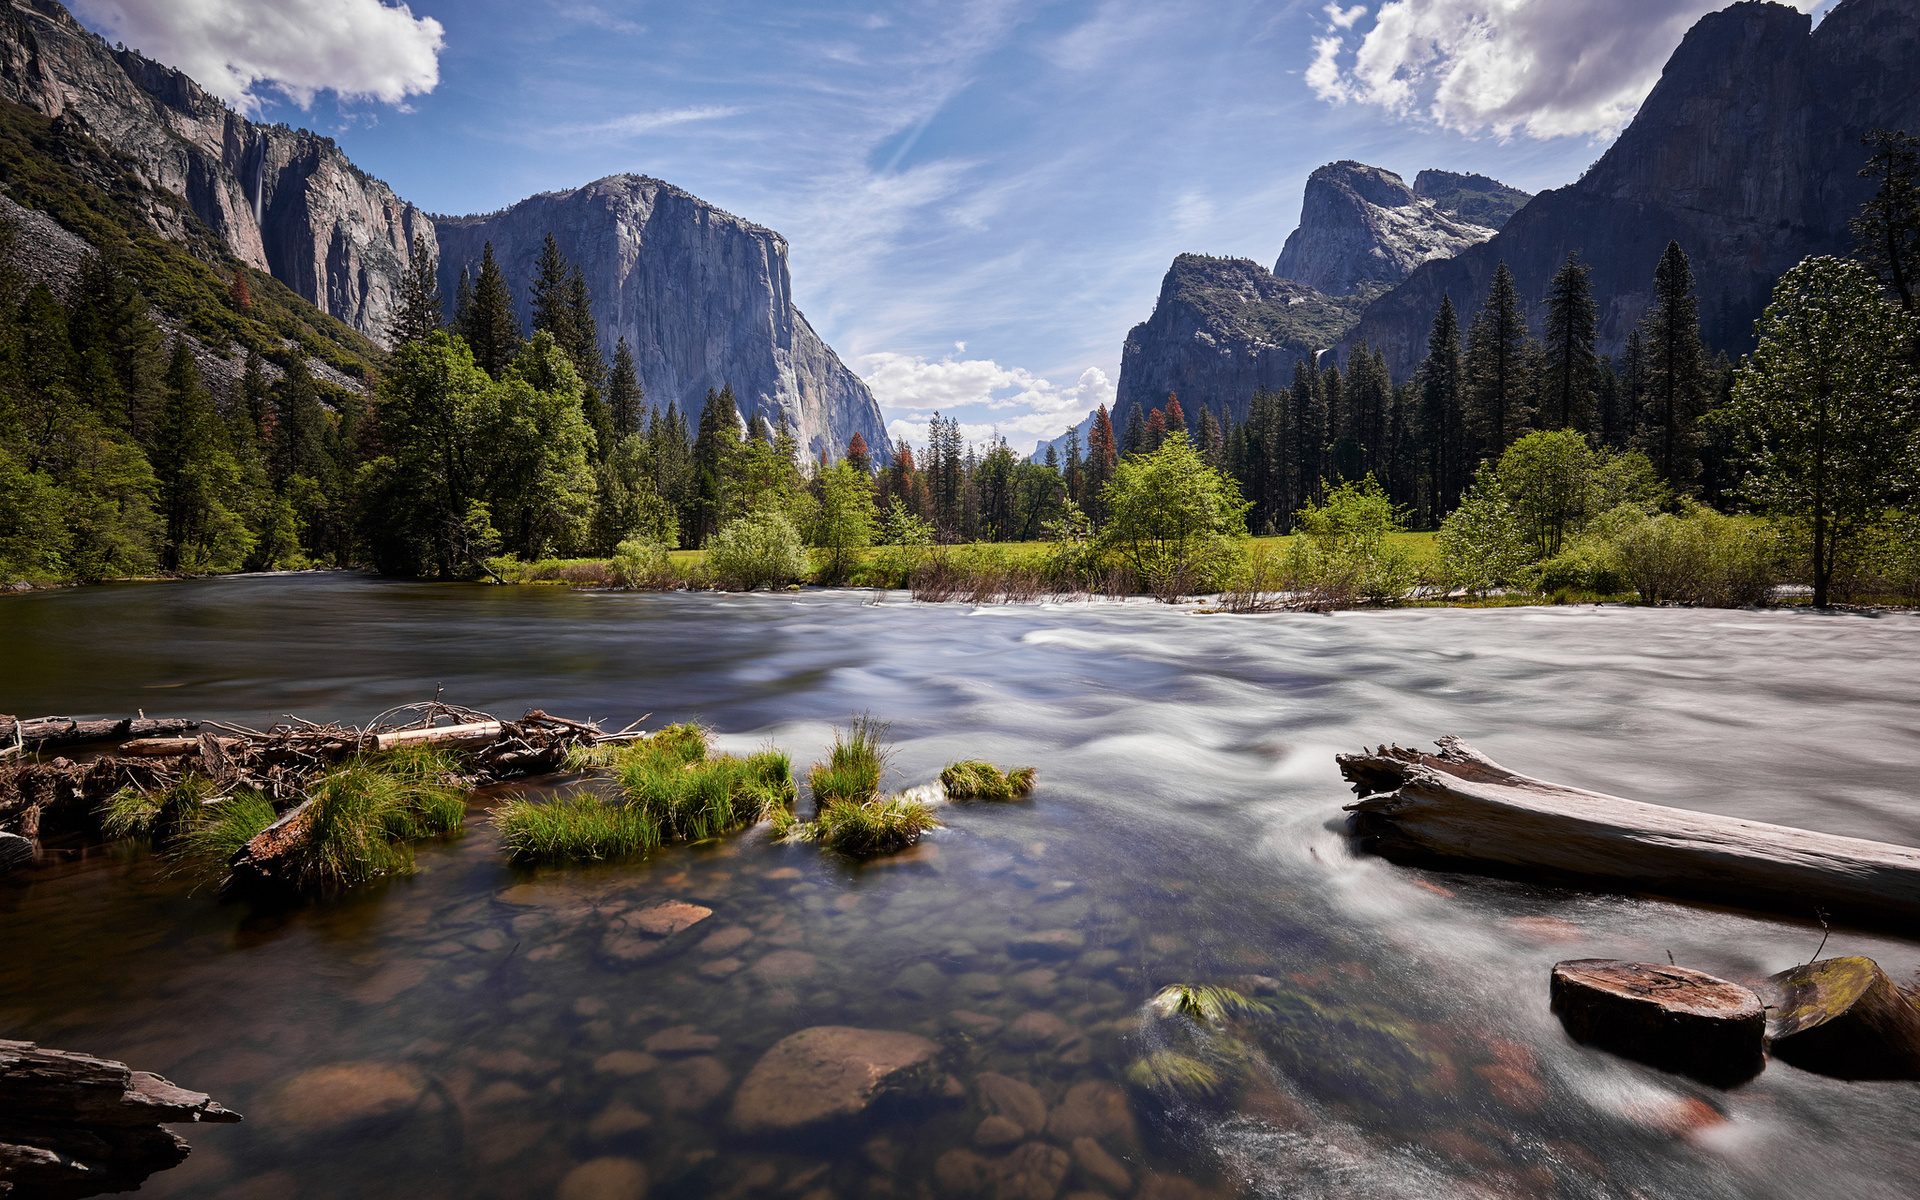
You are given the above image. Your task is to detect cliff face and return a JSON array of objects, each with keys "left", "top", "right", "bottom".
[
  {"left": 0, "top": 0, "right": 432, "bottom": 345},
  {"left": 1273, "top": 162, "right": 1507, "bottom": 296},
  {"left": 435, "top": 177, "right": 888, "bottom": 462},
  {"left": 1347, "top": 0, "right": 1920, "bottom": 379},
  {"left": 1411, "top": 170, "right": 1531, "bottom": 229}
]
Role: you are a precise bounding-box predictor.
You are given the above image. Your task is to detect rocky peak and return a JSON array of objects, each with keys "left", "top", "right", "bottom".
[
  {"left": 1273, "top": 161, "right": 1518, "bottom": 296},
  {"left": 435, "top": 176, "right": 887, "bottom": 464},
  {"left": 1412, "top": 170, "right": 1531, "bottom": 229}
]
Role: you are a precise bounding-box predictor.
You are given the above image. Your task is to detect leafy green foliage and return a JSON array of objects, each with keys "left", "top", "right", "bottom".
[
  {"left": 1282, "top": 475, "right": 1416, "bottom": 606},
  {"left": 812, "top": 793, "right": 941, "bottom": 857},
  {"left": 706, "top": 504, "right": 809, "bottom": 590},
  {"left": 808, "top": 715, "right": 889, "bottom": 805},
  {"left": 1100, "top": 430, "right": 1249, "bottom": 593}
]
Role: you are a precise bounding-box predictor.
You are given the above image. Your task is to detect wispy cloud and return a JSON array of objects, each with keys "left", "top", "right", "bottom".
[
  {"left": 586, "top": 105, "right": 746, "bottom": 137},
  {"left": 557, "top": 4, "right": 644, "bottom": 36}
]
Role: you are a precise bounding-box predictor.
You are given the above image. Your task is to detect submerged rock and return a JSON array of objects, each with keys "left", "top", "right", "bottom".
[
  {"left": 257, "top": 1061, "right": 426, "bottom": 1133},
  {"left": 558, "top": 1156, "right": 650, "bottom": 1200},
  {"left": 1550, "top": 960, "right": 1764, "bottom": 1086},
  {"left": 975, "top": 1073, "right": 1047, "bottom": 1136},
  {"left": 1764, "top": 956, "right": 1920, "bottom": 1080},
  {"left": 728, "top": 1027, "right": 942, "bottom": 1138},
  {"left": 1009, "top": 930, "right": 1085, "bottom": 960}
]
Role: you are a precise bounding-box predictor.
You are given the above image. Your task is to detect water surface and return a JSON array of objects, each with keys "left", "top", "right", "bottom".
[{"left": 4, "top": 576, "right": 1919, "bottom": 1199}]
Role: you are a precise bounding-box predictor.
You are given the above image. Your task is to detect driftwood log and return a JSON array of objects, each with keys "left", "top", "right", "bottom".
[
  {"left": 1762, "top": 957, "right": 1920, "bottom": 1080},
  {"left": 1337, "top": 737, "right": 1920, "bottom": 929},
  {"left": 1550, "top": 960, "right": 1765, "bottom": 1085},
  {"left": 0, "top": 717, "right": 197, "bottom": 750},
  {"left": 0, "top": 1039, "right": 239, "bottom": 1199}
]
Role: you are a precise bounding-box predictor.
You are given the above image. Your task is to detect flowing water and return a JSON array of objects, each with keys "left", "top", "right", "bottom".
[{"left": 4, "top": 575, "right": 1920, "bottom": 1200}]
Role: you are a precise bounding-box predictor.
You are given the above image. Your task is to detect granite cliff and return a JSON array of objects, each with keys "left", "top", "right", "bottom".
[
  {"left": 1347, "top": 0, "right": 1920, "bottom": 378},
  {"left": 435, "top": 177, "right": 888, "bottom": 464},
  {"left": 0, "top": 0, "right": 432, "bottom": 345},
  {"left": 1272, "top": 161, "right": 1506, "bottom": 297}
]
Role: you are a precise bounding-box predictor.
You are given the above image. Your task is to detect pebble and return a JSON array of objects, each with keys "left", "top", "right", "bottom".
[
  {"left": 592, "top": 1051, "right": 660, "bottom": 1077},
  {"left": 558, "top": 1157, "right": 649, "bottom": 1200},
  {"left": 645, "top": 1025, "right": 721, "bottom": 1055}
]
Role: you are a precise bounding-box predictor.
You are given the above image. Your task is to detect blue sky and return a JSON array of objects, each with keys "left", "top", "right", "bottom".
[{"left": 73, "top": 0, "right": 1836, "bottom": 454}]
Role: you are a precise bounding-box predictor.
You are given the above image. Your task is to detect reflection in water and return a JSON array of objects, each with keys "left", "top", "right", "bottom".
[{"left": 4, "top": 576, "right": 1920, "bottom": 1198}]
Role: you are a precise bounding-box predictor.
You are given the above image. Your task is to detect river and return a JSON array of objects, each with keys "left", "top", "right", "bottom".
[{"left": 4, "top": 574, "right": 1919, "bottom": 1199}]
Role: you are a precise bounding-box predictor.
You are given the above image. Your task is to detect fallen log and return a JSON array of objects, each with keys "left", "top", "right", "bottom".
[
  {"left": 0, "top": 1039, "right": 239, "bottom": 1199},
  {"left": 1550, "top": 960, "right": 1765, "bottom": 1086},
  {"left": 0, "top": 831, "right": 31, "bottom": 874},
  {"left": 1337, "top": 737, "right": 1920, "bottom": 929},
  {"left": 0, "top": 717, "right": 197, "bottom": 749},
  {"left": 1762, "top": 957, "right": 1920, "bottom": 1080},
  {"left": 368, "top": 720, "right": 503, "bottom": 752}
]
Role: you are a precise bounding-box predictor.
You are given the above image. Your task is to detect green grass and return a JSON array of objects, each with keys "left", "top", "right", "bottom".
[
  {"left": 808, "top": 715, "right": 889, "bottom": 805},
  {"left": 1148, "top": 984, "right": 1272, "bottom": 1025},
  {"left": 812, "top": 794, "right": 941, "bottom": 857},
  {"left": 1125, "top": 1051, "right": 1225, "bottom": 1100},
  {"left": 100, "top": 773, "right": 218, "bottom": 838},
  {"left": 167, "top": 791, "right": 278, "bottom": 887},
  {"left": 500, "top": 724, "right": 793, "bottom": 863},
  {"left": 939, "top": 761, "right": 1036, "bottom": 801}
]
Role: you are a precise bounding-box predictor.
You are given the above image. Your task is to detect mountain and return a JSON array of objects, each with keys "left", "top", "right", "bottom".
[
  {"left": 436, "top": 178, "right": 888, "bottom": 464},
  {"left": 1346, "top": 0, "right": 1920, "bottom": 379},
  {"left": 0, "top": 0, "right": 884, "bottom": 460},
  {"left": 1272, "top": 161, "right": 1508, "bottom": 297},
  {"left": 0, "top": 0, "right": 430, "bottom": 346},
  {"left": 1040, "top": 161, "right": 1525, "bottom": 458}
]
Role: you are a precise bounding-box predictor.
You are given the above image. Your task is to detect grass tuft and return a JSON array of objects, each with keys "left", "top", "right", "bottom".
[
  {"left": 807, "top": 715, "right": 890, "bottom": 804},
  {"left": 939, "top": 760, "right": 1037, "bottom": 801},
  {"left": 1125, "top": 1051, "right": 1225, "bottom": 1099},
  {"left": 495, "top": 792, "right": 662, "bottom": 863},
  {"left": 813, "top": 794, "right": 941, "bottom": 857},
  {"left": 1148, "top": 983, "right": 1272, "bottom": 1025},
  {"left": 100, "top": 774, "right": 220, "bottom": 838},
  {"left": 166, "top": 791, "right": 278, "bottom": 887}
]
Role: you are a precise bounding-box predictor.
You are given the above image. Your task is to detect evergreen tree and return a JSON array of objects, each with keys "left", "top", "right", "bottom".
[
  {"left": 1289, "top": 358, "right": 1327, "bottom": 518},
  {"left": 462, "top": 242, "right": 521, "bottom": 380},
  {"left": 390, "top": 233, "right": 442, "bottom": 346},
  {"left": 1196, "top": 406, "right": 1221, "bottom": 466},
  {"left": 1122, "top": 402, "right": 1147, "bottom": 458},
  {"left": 269, "top": 358, "right": 329, "bottom": 489},
  {"left": 1144, "top": 407, "right": 1167, "bottom": 453},
  {"left": 691, "top": 385, "right": 742, "bottom": 543},
  {"left": 151, "top": 340, "right": 249, "bottom": 572},
  {"left": 454, "top": 267, "right": 473, "bottom": 332},
  {"left": 1639, "top": 240, "right": 1706, "bottom": 490},
  {"left": 1852, "top": 129, "right": 1920, "bottom": 316},
  {"left": 1540, "top": 251, "right": 1598, "bottom": 431},
  {"left": 1417, "top": 295, "right": 1467, "bottom": 524},
  {"left": 1164, "top": 394, "right": 1186, "bottom": 436},
  {"left": 847, "top": 432, "right": 871, "bottom": 473},
  {"left": 1465, "top": 261, "right": 1531, "bottom": 458},
  {"left": 1084, "top": 405, "right": 1117, "bottom": 524},
  {"left": 608, "top": 337, "right": 643, "bottom": 437},
  {"left": 238, "top": 350, "right": 270, "bottom": 449},
  {"left": 530, "top": 234, "right": 574, "bottom": 346}
]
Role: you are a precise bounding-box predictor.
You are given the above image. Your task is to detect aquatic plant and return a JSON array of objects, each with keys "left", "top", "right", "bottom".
[
  {"left": 495, "top": 792, "right": 663, "bottom": 862},
  {"left": 1125, "top": 1051, "right": 1225, "bottom": 1099},
  {"left": 166, "top": 791, "right": 278, "bottom": 887},
  {"left": 618, "top": 747, "right": 793, "bottom": 841},
  {"left": 939, "top": 760, "right": 1036, "bottom": 801},
  {"left": 812, "top": 793, "right": 941, "bottom": 857},
  {"left": 807, "top": 715, "right": 890, "bottom": 804},
  {"left": 100, "top": 773, "right": 219, "bottom": 838},
  {"left": 269, "top": 753, "right": 470, "bottom": 890},
  {"left": 1149, "top": 983, "right": 1273, "bottom": 1025}
]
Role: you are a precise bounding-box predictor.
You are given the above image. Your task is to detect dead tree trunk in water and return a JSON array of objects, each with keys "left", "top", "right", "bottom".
[{"left": 1337, "top": 737, "right": 1920, "bottom": 929}]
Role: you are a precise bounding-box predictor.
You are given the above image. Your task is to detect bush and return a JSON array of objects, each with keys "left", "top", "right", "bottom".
[
  {"left": 1434, "top": 465, "right": 1532, "bottom": 595},
  {"left": 610, "top": 538, "right": 674, "bottom": 589},
  {"left": 1610, "top": 507, "right": 1780, "bottom": 606},
  {"left": 1100, "top": 431, "right": 1250, "bottom": 594},
  {"left": 1525, "top": 542, "right": 1629, "bottom": 596},
  {"left": 706, "top": 506, "right": 809, "bottom": 590},
  {"left": 1282, "top": 476, "right": 1417, "bottom": 607},
  {"left": 940, "top": 761, "right": 1036, "bottom": 800}
]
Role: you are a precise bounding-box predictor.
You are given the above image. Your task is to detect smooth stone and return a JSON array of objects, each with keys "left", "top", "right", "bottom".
[
  {"left": 753, "top": 950, "right": 821, "bottom": 984},
  {"left": 934, "top": 1149, "right": 989, "bottom": 1198},
  {"left": 1046, "top": 1082, "right": 1136, "bottom": 1146},
  {"left": 645, "top": 1025, "right": 721, "bottom": 1055},
  {"left": 351, "top": 961, "right": 429, "bottom": 1005},
  {"left": 1008, "top": 970, "right": 1058, "bottom": 1001},
  {"left": 1003, "top": 1012, "right": 1079, "bottom": 1052},
  {"left": 558, "top": 1156, "right": 650, "bottom": 1200},
  {"left": 975, "top": 1073, "right": 1046, "bottom": 1136},
  {"left": 891, "top": 962, "right": 947, "bottom": 999},
  {"left": 950, "top": 1011, "right": 1004, "bottom": 1037},
  {"left": 587, "top": 1102, "right": 653, "bottom": 1139},
  {"left": 1075, "top": 950, "right": 1122, "bottom": 974},
  {"left": 1071, "top": 1138, "right": 1131, "bottom": 1194},
  {"left": 592, "top": 1051, "right": 660, "bottom": 1077},
  {"left": 1009, "top": 931, "right": 1085, "bottom": 961},
  {"left": 956, "top": 973, "right": 1004, "bottom": 998},
  {"left": 700, "top": 956, "right": 746, "bottom": 979},
  {"left": 258, "top": 1062, "right": 427, "bottom": 1133},
  {"left": 625, "top": 902, "right": 713, "bottom": 936},
  {"left": 701, "top": 926, "right": 755, "bottom": 955},
  {"left": 655, "top": 1056, "right": 732, "bottom": 1112},
  {"left": 974, "top": 1115, "right": 1025, "bottom": 1148},
  {"left": 991, "top": 1142, "right": 1071, "bottom": 1200},
  {"left": 728, "top": 1026, "right": 942, "bottom": 1137}
]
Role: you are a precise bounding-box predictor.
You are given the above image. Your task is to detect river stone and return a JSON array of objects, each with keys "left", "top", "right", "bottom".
[
  {"left": 645, "top": 1025, "right": 721, "bottom": 1055},
  {"left": 587, "top": 1102, "right": 652, "bottom": 1139},
  {"left": 700, "top": 956, "right": 745, "bottom": 979},
  {"left": 892, "top": 962, "right": 948, "bottom": 999},
  {"left": 753, "top": 950, "right": 821, "bottom": 984},
  {"left": 1071, "top": 1137, "right": 1132, "bottom": 1194},
  {"left": 1004, "top": 1012, "right": 1078, "bottom": 1052},
  {"left": 701, "top": 926, "right": 754, "bottom": 955},
  {"left": 592, "top": 1051, "right": 659, "bottom": 1077},
  {"left": 1764, "top": 956, "right": 1920, "bottom": 1079},
  {"left": 558, "top": 1156, "right": 650, "bottom": 1200},
  {"left": 992, "top": 1142, "right": 1071, "bottom": 1200},
  {"left": 1046, "top": 1082, "right": 1136, "bottom": 1147},
  {"left": 976, "top": 1073, "right": 1046, "bottom": 1135},
  {"left": 975, "top": 1115, "right": 1025, "bottom": 1147},
  {"left": 935, "top": 1148, "right": 990, "bottom": 1197},
  {"left": 626, "top": 902, "right": 712, "bottom": 936},
  {"left": 728, "top": 1026, "right": 942, "bottom": 1137},
  {"left": 1009, "top": 930, "right": 1085, "bottom": 960},
  {"left": 655, "top": 1056, "right": 732, "bottom": 1112},
  {"left": 259, "top": 1062, "right": 427, "bottom": 1133},
  {"left": 1549, "top": 959, "right": 1764, "bottom": 1085}
]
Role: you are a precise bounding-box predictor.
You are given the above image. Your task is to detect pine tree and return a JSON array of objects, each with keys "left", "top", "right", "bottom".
[
  {"left": 1164, "top": 394, "right": 1186, "bottom": 435},
  {"left": 1540, "top": 251, "right": 1597, "bottom": 431},
  {"left": 462, "top": 242, "right": 520, "bottom": 380},
  {"left": 230, "top": 269, "right": 252, "bottom": 312},
  {"left": 1196, "top": 406, "right": 1221, "bottom": 466},
  {"left": 1289, "top": 358, "right": 1326, "bottom": 518},
  {"left": 691, "top": 385, "right": 741, "bottom": 542},
  {"left": 1639, "top": 241, "right": 1706, "bottom": 490},
  {"left": 270, "top": 358, "right": 329, "bottom": 487},
  {"left": 847, "top": 432, "right": 871, "bottom": 473},
  {"left": 454, "top": 267, "right": 473, "bottom": 331},
  {"left": 530, "top": 234, "right": 573, "bottom": 347},
  {"left": 1144, "top": 407, "right": 1167, "bottom": 453},
  {"left": 239, "top": 349, "right": 270, "bottom": 449},
  {"left": 1084, "top": 405, "right": 1117, "bottom": 524},
  {"left": 389, "top": 233, "right": 442, "bottom": 346},
  {"left": 1121, "top": 402, "right": 1146, "bottom": 458},
  {"left": 1465, "top": 261, "right": 1531, "bottom": 458},
  {"left": 1852, "top": 129, "right": 1920, "bottom": 316},
  {"left": 608, "top": 337, "right": 643, "bottom": 437}
]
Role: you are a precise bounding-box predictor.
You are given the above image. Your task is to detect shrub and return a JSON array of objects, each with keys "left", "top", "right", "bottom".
[
  {"left": 813, "top": 794, "right": 941, "bottom": 856},
  {"left": 1282, "top": 476, "right": 1417, "bottom": 607},
  {"left": 707, "top": 506, "right": 809, "bottom": 590},
  {"left": 1434, "top": 465, "right": 1532, "bottom": 595},
  {"left": 1100, "top": 430, "right": 1249, "bottom": 594},
  {"left": 610, "top": 538, "right": 675, "bottom": 589},
  {"left": 1609, "top": 507, "right": 1780, "bottom": 606},
  {"left": 1525, "top": 541, "right": 1629, "bottom": 596},
  {"left": 940, "top": 761, "right": 1036, "bottom": 800}
]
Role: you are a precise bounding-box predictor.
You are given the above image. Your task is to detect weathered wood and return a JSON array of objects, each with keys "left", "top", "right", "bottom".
[
  {"left": 1338, "top": 737, "right": 1920, "bottom": 927},
  {"left": 0, "top": 831, "right": 31, "bottom": 874},
  {"left": 1550, "top": 960, "right": 1765, "bottom": 1085},
  {"left": 1763, "top": 956, "right": 1920, "bottom": 1080},
  {"left": 369, "top": 721, "right": 503, "bottom": 752},
  {"left": 116, "top": 737, "right": 202, "bottom": 756},
  {"left": 0, "top": 717, "right": 197, "bottom": 748}
]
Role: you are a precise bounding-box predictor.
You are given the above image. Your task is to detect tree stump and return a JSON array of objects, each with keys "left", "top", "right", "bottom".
[
  {"left": 1550, "top": 960, "right": 1765, "bottom": 1086},
  {"left": 1764, "top": 956, "right": 1920, "bottom": 1080}
]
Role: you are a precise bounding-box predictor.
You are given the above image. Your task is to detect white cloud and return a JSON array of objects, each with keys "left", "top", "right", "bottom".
[
  {"left": 588, "top": 106, "right": 745, "bottom": 137},
  {"left": 1324, "top": 4, "right": 1368, "bottom": 30},
  {"left": 1305, "top": 0, "right": 1828, "bottom": 140},
  {"left": 862, "top": 353, "right": 1114, "bottom": 452},
  {"left": 558, "top": 5, "right": 644, "bottom": 36},
  {"left": 74, "top": 0, "right": 444, "bottom": 112}
]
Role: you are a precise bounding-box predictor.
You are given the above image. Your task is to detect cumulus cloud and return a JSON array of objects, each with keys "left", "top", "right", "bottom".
[
  {"left": 1305, "top": 0, "right": 1827, "bottom": 140},
  {"left": 862, "top": 352, "right": 1114, "bottom": 451},
  {"left": 73, "top": 0, "right": 444, "bottom": 111}
]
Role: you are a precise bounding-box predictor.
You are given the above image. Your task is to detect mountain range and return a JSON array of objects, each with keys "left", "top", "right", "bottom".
[{"left": 0, "top": 0, "right": 887, "bottom": 461}]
